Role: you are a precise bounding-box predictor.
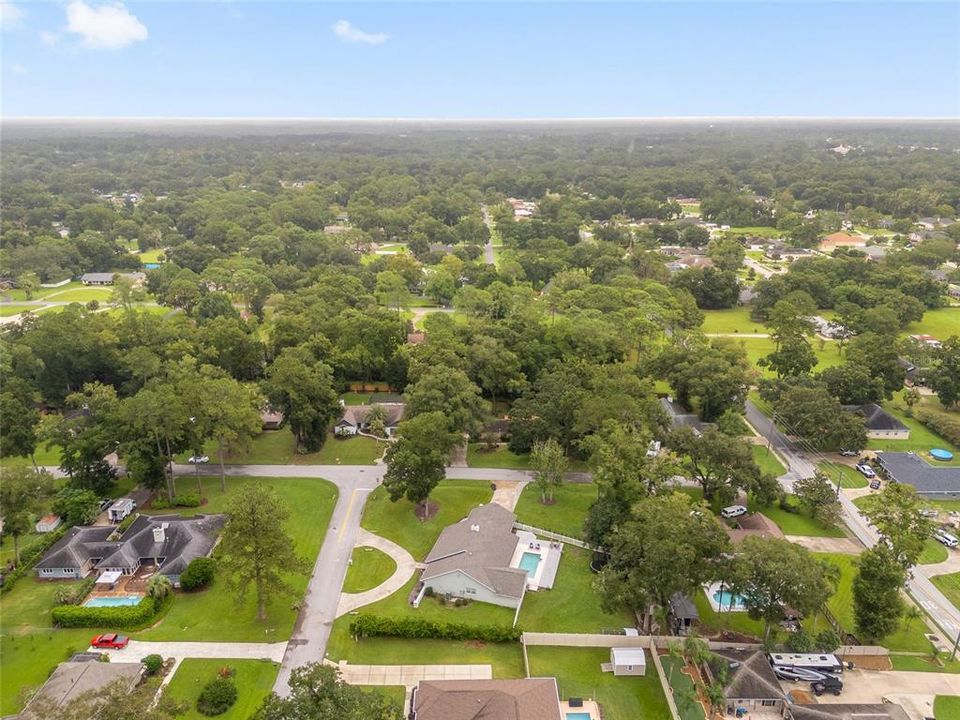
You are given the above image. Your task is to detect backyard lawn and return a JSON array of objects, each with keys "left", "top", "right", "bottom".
[
  {"left": 360, "top": 480, "right": 493, "bottom": 560},
  {"left": 527, "top": 646, "right": 671, "bottom": 720},
  {"left": 514, "top": 482, "right": 597, "bottom": 540},
  {"left": 137, "top": 475, "right": 337, "bottom": 642},
  {"left": 734, "top": 337, "right": 843, "bottom": 376},
  {"left": 701, "top": 308, "right": 766, "bottom": 335},
  {"left": 343, "top": 546, "right": 397, "bottom": 594},
  {"left": 162, "top": 659, "right": 279, "bottom": 720},
  {"left": 660, "top": 655, "right": 707, "bottom": 720},
  {"left": 467, "top": 443, "right": 532, "bottom": 469},
  {"left": 693, "top": 590, "right": 766, "bottom": 640},
  {"left": 903, "top": 307, "right": 960, "bottom": 341},
  {"left": 518, "top": 547, "right": 634, "bottom": 633}
]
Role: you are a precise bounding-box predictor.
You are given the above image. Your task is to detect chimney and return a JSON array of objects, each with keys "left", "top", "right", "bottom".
[{"left": 152, "top": 525, "right": 166, "bottom": 543}]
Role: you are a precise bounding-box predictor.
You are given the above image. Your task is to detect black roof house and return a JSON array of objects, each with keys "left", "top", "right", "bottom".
[{"left": 875, "top": 452, "right": 960, "bottom": 498}]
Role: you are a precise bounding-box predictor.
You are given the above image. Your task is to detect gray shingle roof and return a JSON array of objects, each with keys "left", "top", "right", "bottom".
[
  {"left": 21, "top": 661, "right": 144, "bottom": 717},
  {"left": 35, "top": 526, "right": 115, "bottom": 571},
  {"left": 422, "top": 504, "right": 526, "bottom": 600},
  {"left": 842, "top": 403, "right": 908, "bottom": 432},
  {"left": 337, "top": 403, "right": 405, "bottom": 428},
  {"left": 713, "top": 649, "right": 784, "bottom": 701},
  {"left": 876, "top": 452, "right": 960, "bottom": 495}
]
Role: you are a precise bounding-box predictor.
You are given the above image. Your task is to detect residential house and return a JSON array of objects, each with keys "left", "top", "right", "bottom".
[
  {"left": 898, "top": 357, "right": 926, "bottom": 387},
  {"left": 107, "top": 497, "right": 136, "bottom": 523},
  {"left": 35, "top": 515, "right": 62, "bottom": 533},
  {"left": 334, "top": 403, "right": 405, "bottom": 437},
  {"left": 80, "top": 272, "right": 146, "bottom": 286},
  {"left": 875, "top": 452, "right": 960, "bottom": 499},
  {"left": 860, "top": 245, "right": 888, "bottom": 261},
  {"left": 724, "top": 512, "right": 784, "bottom": 545},
  {"left": 261, "top": 407, "right": 284, "bottom": 431},
  {"left": 417, "top": 504, "right": 527, "bottom": 612},
  {"left": 842, "top": 403, "right": 910, "bottom": 440},
  {"left": 36, "top": 514, "right": 225, "bottom": 586},
  {"left": 660, "top": 397, "right": 714, "bottom": 436},
  {"left": 784, "top": 704, "right": 910, "bottom": 720},
  {"left": 910, "top": 334, "right": 943, "bottom": 349},
  {"left": 818, "top": 232, "right": 867, "bottom": 252},
  {"left": 610, "top": 647, "right": 646, "bottom": 676},
  {"left": 712, "top": 648, "right": 785, "bottom": 715},
  {"left": 808, "top": 315, "right": 850, "bottom": 340},
  {"left": 19, "top": 661, "right": 145, "bottom": 718},
  {"left": 764, "top": 244, "right": 811, "bottom": 261},
  {"left": 410, "top": 678, "right": 562, "bottom": 720}
]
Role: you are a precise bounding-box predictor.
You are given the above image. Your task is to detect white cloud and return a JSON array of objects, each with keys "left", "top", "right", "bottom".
[
  {"left": 40, "top": 30, "right": 59, "bottom": 46},
  {"left": 11, "top": 62, "right": 26, "bottom": 74},
  {"left": 0, "top": 2, "right": 25, "bottom": 31},
  {"left": 333, "top": 19, "right": 388, "bottom": 45},
  {"left": 65, "top": 1, "right": 147, "bottom": 49}
]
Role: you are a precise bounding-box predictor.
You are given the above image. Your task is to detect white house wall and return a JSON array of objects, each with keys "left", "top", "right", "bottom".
[{"left": 423, "top": 570, "right": 520, "bottom": 609}]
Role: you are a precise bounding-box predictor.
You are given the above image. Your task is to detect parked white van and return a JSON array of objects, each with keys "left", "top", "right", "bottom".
[
  {"left": 721, "top": 505, "right": 748, "bottom": 519},
  {"left": 935, "top": 529, "right": 959, "bottom": 548}
]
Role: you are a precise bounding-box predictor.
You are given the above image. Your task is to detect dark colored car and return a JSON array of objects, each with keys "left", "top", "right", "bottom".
[
  {"left": 91, "top": 633, "right": 129, "bottom": 649},
  {"left": 812, "top": 675, "right": 843, "bottom": 696},
  {"left": 869, "top": 479, "right": 881, "bottom": 489}
]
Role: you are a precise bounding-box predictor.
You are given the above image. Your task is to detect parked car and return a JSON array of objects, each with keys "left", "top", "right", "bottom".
[
  {"left": 811, "top": 675, "right": 843, "bottom": 696},
  {"left": 187, "top": 455, "right": 209, "bottom": 464},
  {"left": 91, "top": 633, "right": 129, "bottom": 649},
  {"left": 855, "top": 463, "right": 876, "bottom": 478},
  {"left": 934, "top": 529, "right": 959, "bottom": 548},
  {"left": 839, "top": 449, "right": 859, "bottom": 457},
  {"left": 869, "top": 479, "right": 881, "bottom": 490},
  {"left": 920, "top": 509, "right": 939, "bottom": 518},
  {"left": 721, "top": 505, "right": 748, "bottom": 519}
]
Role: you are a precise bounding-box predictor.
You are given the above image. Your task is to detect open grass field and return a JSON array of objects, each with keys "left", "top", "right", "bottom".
[
  {"left": 360, "top": 480, "right": 493, "bottom": 560},
  {"left": 0, "top": 441, "right": 63, "bottom": 469},
  {"left": 514, "top": 482, "right": 597, "bottom": 540},
  {"left": 162, "top": 659, "right": 279, "bottom": 720},
  {"left": 527, "top": 646, "right": 671, "bottom": 720},
  {"left": 343, "top": 546, "right": 397, "bottom": 594},
  {"left": 518, "top": 547, "right": 633, "bottom": 633},
  {"left": 734, "top": 337, "right": 843, "bottom": 377},
  {"left": 181, "top": 428, "right": 384, "bottom": 465},
  {"left": 0, "top": 304, "right": 37, "bottom": 316},
  {"left": 724, "top": 226, "right": 782, "bottom": 239},
  {"left": 3, "top": 280, "right": 83, "bottom": 301},
  {"left": 137, "top": 475, "right": 337, "bottom": 642},
  {"left": 467, "top": 443, "right": 532, "bottom": 469},
  {"left": 904, "top": 307, "right": 960, "bottom": 341},
  {"left": 46, "top": 287, "right": 114, "bottom": 303},
  {"left": 138, "top": 249, "right": 166, "bottom": 263},
  {"left": 749, "top": 495, "right": 846, "bottom": 538},
  {"left": 701, "top": 308, "right": 766, "bottom": 335}
]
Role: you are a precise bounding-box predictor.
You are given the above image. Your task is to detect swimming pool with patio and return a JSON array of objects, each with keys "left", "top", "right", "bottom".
[
  {"left": 509, "top": 530, "right": 562, "bottom": 590},
  {"left": 83, "top": 594, "right": 144, "bottom": 608},
  {"left": 704, "top": 582, "right": 747, "bottom": 612}
]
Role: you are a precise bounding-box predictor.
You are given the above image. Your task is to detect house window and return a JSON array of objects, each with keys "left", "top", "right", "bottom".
[
  {"left": 626, "top": 665, "right": 633, "bottom": 671},
  {"left": 761, "top": 700, "right": 777, "bottom": 707},
  {"left": 465, "top": 588, "right": 476, "bottom": 595},
  {"left": 40, "top": 568, "right": 54, "bottom": 575}
]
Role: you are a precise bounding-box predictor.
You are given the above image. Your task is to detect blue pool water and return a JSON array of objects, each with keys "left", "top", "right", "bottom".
[
  {"left": 518, "top": 551, "right": 541, "bottom": 577},
  {"left": 931, "top": 448, "right": 954, "bottom": 461},
  {"left": 83, "top": 595, "right": 143, "bottom": 607},
  {"left": 712, "top": 590, "right": 747, "bottom": 611},
  {"left": 144, "top": 262, "right": 160, "bottom": 269},
  {"left": 566, "top": 713, "right": 592, "bottom": 720}
]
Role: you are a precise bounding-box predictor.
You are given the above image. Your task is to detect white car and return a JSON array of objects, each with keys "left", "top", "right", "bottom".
[
  {"left": 187, "top": 455, "right": 210, "bottom": 464},
  {"left": 855, "top": 463, "right": 876, "bottom": 478},
  {"left": 934, "top": 530, "right": 959, "bottom": 548},
  {"left": 721, "top": 505, "right": 748, "bottom": 519}
]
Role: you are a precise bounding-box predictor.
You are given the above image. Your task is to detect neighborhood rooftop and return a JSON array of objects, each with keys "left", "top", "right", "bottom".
[
  {"left": 20, "top": 661, "right": 144, "bottom": 718},
  {"left": 842, "top": 403, "right": 909, "bottom": 433},
  {"left": 875, "top": 452, "right": 960, "bottom": 498},
  {"left": 411, "top": 678, "right": 562, "bottom": 720}
]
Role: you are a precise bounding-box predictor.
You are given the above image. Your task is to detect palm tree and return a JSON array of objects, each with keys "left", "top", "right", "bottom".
[{"left": 666, "top": 642, "right": 683, "bottom": 685}]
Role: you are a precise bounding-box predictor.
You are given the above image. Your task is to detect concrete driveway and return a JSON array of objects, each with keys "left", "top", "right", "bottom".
[{"left": 98, "top": 640, "right": 287, "bottom": 664}]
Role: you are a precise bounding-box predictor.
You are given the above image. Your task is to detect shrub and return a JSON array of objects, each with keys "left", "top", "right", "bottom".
[
  {"left": 116, "top": 513, "right": 138, "bottom": 534},
  {"left": 0, "top": 527, "right": 67, "bottom": 594},
  {"left": 52, "top": 596, "right": 156, "bottom": 628},
  {"left": 349, "top": 614, "right": 522, "bottom": 643},
  {"left": 147, "top": 574, "right": 173, "bottom": 601},
  {"left": 786, "top": 628, "right": 814, "bottom": 653},
  {"left": 217, "top": 665, "right": 235, "bottom": 679},
  {"left": 180, "top": 557, "right": 215, "bottom": 591},
  {"left": 915, "top": 408, "right": 960, "bottom": 447},
  {"left": 197, "top": 677, "right": 237, "bottom": 716},
  {"left": 142, "top": 654, "right": 164, "bottom": 675},
  {"left": 815, "top": 628, "right": 841, "bottom": 653},
  {"left": 152, "top": 493, "right": 202, "bottom": 510},
  {"left": 54, "top": 577, "right": 96, "bottom": 605}
]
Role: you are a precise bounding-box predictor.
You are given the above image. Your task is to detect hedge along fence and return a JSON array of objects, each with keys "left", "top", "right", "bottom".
[
  {"left": 52, "top": 596, "right": 157, "bottom": 628},
  {"left": 1, "top": 527, "right": 68, "bottom": 595},
  {"left": 349, "top": 614, "right": 522, "bottom": 643}
]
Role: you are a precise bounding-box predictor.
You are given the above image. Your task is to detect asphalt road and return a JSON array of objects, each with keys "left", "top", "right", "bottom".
[{"left": 481, "top": 204, "right": 496, "bottom": 265}]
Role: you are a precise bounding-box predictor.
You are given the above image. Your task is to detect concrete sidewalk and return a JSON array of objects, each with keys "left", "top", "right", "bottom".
[
  {"left": 335, "top": 661, "right": 492, "bottom": 687},
  {"left": 336, "top": 528, "right": 420, "bottom": 618},
  {"left": 100, "top": 640, "right": 287, "bottom": 664}
]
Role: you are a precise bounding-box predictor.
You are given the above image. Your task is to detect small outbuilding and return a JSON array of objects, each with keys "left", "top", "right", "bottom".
[
  {"left": 610, "top": 647, "right": 646, "bottom": 676},
  {"left": 35, "top": 515, "right": 62, "bottom": 533}
]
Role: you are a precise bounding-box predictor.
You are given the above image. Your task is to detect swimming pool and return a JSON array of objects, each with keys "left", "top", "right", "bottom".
[
  {"left": 566, "top": 713, "right": 591, "bottom": 720},
  {"left": 518, "top": 551, "right": 541, "bottom": 577},
  {"left": 712, "top": 589, "right": 747, "bottom": 611},
  {"left": 931, "top": 448, "right": 954, "bottom": 461},
  {"left": 83, "top": 595, "right": 143, "bottom": 607}
]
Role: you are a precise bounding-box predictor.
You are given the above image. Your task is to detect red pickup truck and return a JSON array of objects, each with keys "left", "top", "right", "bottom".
[{"left": 91, "top": 633, "right": 129, "bottom": 649}]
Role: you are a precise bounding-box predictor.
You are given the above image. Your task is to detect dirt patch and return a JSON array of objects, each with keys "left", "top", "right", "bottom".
[
  {"left": 415, "top": 501, "right": 439, "bottom": 522},
  {"left": 845, "top": 654, "right": 892, "bottom": 671},
  {"left": 465, "top": 639, "right": 487, "bottom": 650}
]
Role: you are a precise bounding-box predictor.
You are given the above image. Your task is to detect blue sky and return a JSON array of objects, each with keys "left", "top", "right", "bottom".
[{"left": 2, "top": 1, "right": 958, "bottom": 118}]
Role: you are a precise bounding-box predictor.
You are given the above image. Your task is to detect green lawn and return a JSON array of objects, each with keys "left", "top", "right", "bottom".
[
  {"left": 162, "top": 659, "right": 279, "bottom": 720},
  {"left": 751, "top": 445, "right": 786, "bottom": 477},
  {"left": 0, "top": 304, "right": 37, "bottom": 316},
  {"left": 819, "top": 461, "right": 867, "bottom": 489},
  {"left": 527, "top": 646, "right": 671, "bottom": 720},
  {"left": 138, "top": 249, "right": 166, "bottom": 263},
  {"left": 920, "top": 539, "right": 949, "bottom": 565},
  {"left": 514, "top": 482, "right": 597, "bottom": 540},
  {"left": 892, "top": 655, "right": 960, "bottom": 674},
  {"left": 137, "top": 475, "right": 337, "bottom": 642},
  {"left": 748, "top": 496, "right": 845, "bottom": 538},
  {"left": 936, "top": 695, "right": 960, "bottom": 719},
  {"left": 694, "top": 589, "right": 767, "bottom": 639},
  {"left": 660, "top": 655, "right": 707, "bottom": 720},
  {"left": 343, "top": 546, "right": 397, "bottom": 594},
  {"left": 46, "top": 287, "right": 114, "bottom": 303},
  {"left": 3, "top": 280, "right": 83, "bottom": 301},
  {"left": 701, "top": 308, "right": 766, "bottom": 335},
  {"left": 360, "top": 480, "right": 493, "bottom": 560},
  {"left": 518, "top": 547, "right": 634, "bottom": 633},
  {"left": 933, "top": 573, "right": 960, "bottom": 611},
  {"left": 0, "top": 441, "right": 63, "bottom": 469},
  {"left": 181, "top": 428, "right": 384, "bottom": 465},
  {"left": 724, "top": 226, "right": 782, "bottom": 239},
  {"left": 735, "top": 337, "right": 843, "bottom": 377},
  {"left": 467, "top": 444, "right": 532, "bottom": 469},
  {"left": 904, "top": 307, "right": 960, "bottom": 341}
]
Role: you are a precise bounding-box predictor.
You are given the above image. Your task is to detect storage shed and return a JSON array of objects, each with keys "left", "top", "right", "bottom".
[{"left": 610, "top": 647, "right": 646, "bottom": 676}]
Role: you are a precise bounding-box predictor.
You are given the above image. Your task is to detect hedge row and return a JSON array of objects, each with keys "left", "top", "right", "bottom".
[
  {"left": 915, "top": 407, "right": 960, "bottom": 447},
  {"left": 151, "top": 492, "right": 202, "bottom": 510},
  {"left": 53, "top": 596, "right": 156, "bottom": 628},
  {"left": 1, "top": 527, "right": 68, "bottom": 595},
  {"left": 349, "top": 614, "right": 521, "bottom": 643}
]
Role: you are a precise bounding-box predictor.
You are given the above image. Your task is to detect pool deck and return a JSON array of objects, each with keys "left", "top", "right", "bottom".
[
  {"left": 510, "top": 531, "right": 562, "bottom": 590},
  {"left": 560, "top": 699, "right": 601, "bottom": 720}
]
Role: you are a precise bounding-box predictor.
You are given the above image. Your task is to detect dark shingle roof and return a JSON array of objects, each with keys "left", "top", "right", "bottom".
[
  {"left": 713, "top": 649, "right": 784, "bottom": 701},
  {"left": 842, "top": 403, "right": 908, "bottom": 432},
  {"left": 876, "top": 452, "right": 960, "bottom": 495},
  {"left": 35, "top": 526, "right": 115, "bottom": 571}
]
